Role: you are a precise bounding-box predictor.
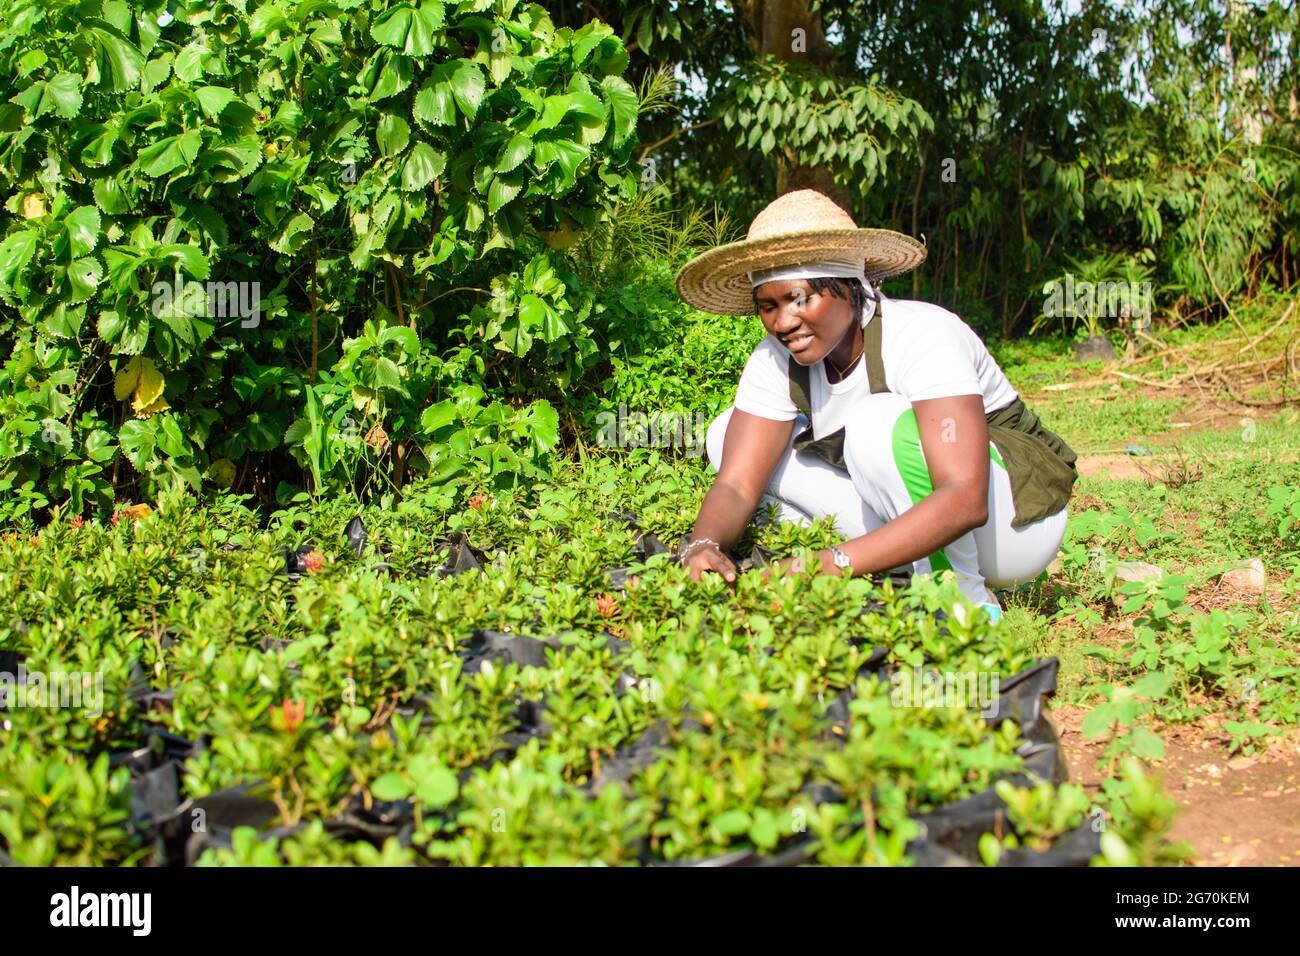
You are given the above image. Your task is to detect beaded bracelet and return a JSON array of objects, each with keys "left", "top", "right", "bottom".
[{"left": 679, "top": 537, "right": 721, "bottom": 564}]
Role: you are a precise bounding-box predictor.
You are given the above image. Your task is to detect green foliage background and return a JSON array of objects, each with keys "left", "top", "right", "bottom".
[
  {"left": 0, "top": 0, "right": 1296, "bottom": 516},
  {"left": 0, "top": 0, "right": 650, "bottom": 515}
]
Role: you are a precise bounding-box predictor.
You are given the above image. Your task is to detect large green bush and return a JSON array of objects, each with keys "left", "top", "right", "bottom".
[{"left": 0, "top": 0, "right": 644, "bottom": 518}]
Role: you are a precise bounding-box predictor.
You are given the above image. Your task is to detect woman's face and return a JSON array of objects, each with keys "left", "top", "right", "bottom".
[{"left": 753, "top": 279, "right": 855, "bottom": 366}]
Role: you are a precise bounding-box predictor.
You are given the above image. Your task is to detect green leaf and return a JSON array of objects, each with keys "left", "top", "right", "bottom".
[
  {"left": 157, "top": 413, "right": 187, "bottom": 457},
  {"left": 368, "top": 53, "right": 413, "bottom": 102},
  {"left": 371, "top": 773, "right": 411, "bottom": 801},
  {"left": 117, "top": 418, "right": 157, "bottom": 469},
  {"left": 495, "top": 133, "right": 532, "bottom": 174},
  {"left": 142, "top": 55, "right": 173, "bottom": 93},
  {"left": 487, "top": 170, "right": 524, "bottom": 214},
  {"left": 635, "top": 8, "right": 653, "bottom": 53},
  {"left": 202, "top": 136, "right": 263, "bottom": 182},
  {"left": 412, "top": 764, "right": 458, "bottom": 807},
  {"left": 535, "top": 94, "right": 571, "bottom": 132},
  {"left": 421, "top": 399, "right": 457, "bottom": 433},
  {"left": 448, "top": 61, "right": 485, "bottom": 121},
  {"left": 533, "top": 136, "right": 588, "bottom": 192},
  {"left": 157, "top": 243, "right": 211, "bottom": 281},
  {"left": 45, "top": 72, "right": 84, "bottom": 118},
  {"left": 711, "top": 809, "right": 751, "bottom": 837},
  {"left": 90, "top": 177, "right": 128, "bottom": 216},
  {"left": 401, "top": 142, "right": 445, "bottom": 192},
  {"left": 380, "top": 325, "right": 419, "bottom": 357},
  {"left": 376, "top": 114, "right": 411, "bottom": 157},
  {"left": 97, "top": 308, "right": 126, "bottom": 342},
  {"left": 83, "top": 428, "right": 117, "bottom": 463},
  {"left": 15, "top": 49, "right": 47, "bottom": 77},
  {"left": 1080, "top": 702, "right": 1116, "bottom": 739},
  {"left": 370, "top": 3, "right": 445, "bottom": 57},
  {"left": 283, "top": 418, "right": 311, "bottom": 445},
  {"left": 413, "top": 77, "right": 456, "bottom": 127},
  {"left": 80, "top": 125, "right": 119, "bottom": 167},
  {"left": 173, "top": 44, "right": 206, "bottom": 83},
  {"left": 599, "top": 76, "right": 637, "bottom": 144},
  {"left": 0, "top": 229, "right": 39, "bottom": 300},
  {"left": 64, "top": 206, "right": 101, "bottom": 258},
  {"left": 67, "top": 257, "right": 103, "bottom": 301},
  {"left": 525, "top": 401, "right": 559, "bottom": 453},
  {"left": 463, "top": 197, "right": 484, "bottom": 232},
  {"left": 1131, "top": 671, "right": 1171, "bottom": 699},
  {"left": 371, "top": 356, "right": 403, "bottom": 390},
  {"left": 138, "top": 129, "right": 203, "bottom": 178},
  {"left": 87, "top": 21, "right": 145, "bottom": 92},
  {"left": 518, "top": 293, "right": 548, "bottom": 330},
  {"left": 43, "top": 301, "right": 85, "bottom": 338},
  {"left": 979, "top": 832, "right": 1003, "bottom": 867},
  {"left": 1126, "top": 726, "right": 1166, "bottom": 760},
  {"left": 749, "top": 810, "right": 779, "bottom": 850},
  {"left": 195, "top": 86, "right": 237, "bottom": 120},
  {"left": 269, "top": 212, "right": 314, "bottom": 255}
]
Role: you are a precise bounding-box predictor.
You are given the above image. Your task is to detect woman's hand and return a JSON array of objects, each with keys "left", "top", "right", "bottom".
[{"left": 681, "top": 542, "right": 738, "bottom": 583}]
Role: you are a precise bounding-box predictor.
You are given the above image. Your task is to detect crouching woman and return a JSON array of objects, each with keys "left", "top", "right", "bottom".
[{"left": 673, "top": 190, "right": 1079, "bottom": 620}]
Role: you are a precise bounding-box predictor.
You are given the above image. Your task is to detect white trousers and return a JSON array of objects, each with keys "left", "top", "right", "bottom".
[{"left": 706, "top": 394, "right": 1068, "bottom": 606}]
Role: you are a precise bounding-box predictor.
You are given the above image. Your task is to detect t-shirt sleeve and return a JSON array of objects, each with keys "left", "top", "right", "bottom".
[
  {"left": 733, "top": 336, "right": 799, "bottom": 421},
  {"left": 890, "top": 319, "right": 984, "bottom": 402}
]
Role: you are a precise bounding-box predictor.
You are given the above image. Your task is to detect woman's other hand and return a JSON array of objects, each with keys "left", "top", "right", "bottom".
[{"left": 681, "top": 542, "right": 738, "bottom": 583}]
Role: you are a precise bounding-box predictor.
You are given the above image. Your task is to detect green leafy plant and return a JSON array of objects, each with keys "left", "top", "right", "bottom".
[
  {"left": 0, "top": 0, "right": 641, "bottom": 510},
  {"left": 0, "top": 748, "right": 147, "bottom": 865},
  {"left": 1035, "top": 252, "right": 1153, "bottom": 341},
  {"left": 1081, "top": 671, "right": 1172, "bottom": 770},
  {"left": 1266, "top": 485, "right": 1300, "bottom": 551}
]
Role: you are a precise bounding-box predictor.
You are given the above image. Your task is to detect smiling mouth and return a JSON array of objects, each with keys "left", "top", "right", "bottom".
[{"left": 783, "top": 332, "right": 814, "bottom": 352}]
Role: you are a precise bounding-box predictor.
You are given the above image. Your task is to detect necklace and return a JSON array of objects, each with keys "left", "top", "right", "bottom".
[{"left": 826, "top": 337, "right": 863, "bottom": 381}]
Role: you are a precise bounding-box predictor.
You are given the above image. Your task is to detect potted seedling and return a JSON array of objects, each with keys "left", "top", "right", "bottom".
[{"left": 1036, "top": 252, "right": 1153, "bottom": 363}]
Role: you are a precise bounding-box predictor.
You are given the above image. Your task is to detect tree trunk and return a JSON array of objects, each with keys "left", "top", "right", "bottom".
[{"left": 736, "top": 0, "right": 850, "bottom": 211}]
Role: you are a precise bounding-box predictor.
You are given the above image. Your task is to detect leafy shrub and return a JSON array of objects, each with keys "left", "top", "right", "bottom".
[{"left": 0, "top": 0, "right": 643, "bottom": 512}]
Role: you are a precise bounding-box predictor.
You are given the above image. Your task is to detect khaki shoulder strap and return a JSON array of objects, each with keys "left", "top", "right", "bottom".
[
  {"left": 863, "top": 307, "right": 888, "bottom": 394},
  {"left": 789, "top": 356, "right": 813, "bottom": 415}
]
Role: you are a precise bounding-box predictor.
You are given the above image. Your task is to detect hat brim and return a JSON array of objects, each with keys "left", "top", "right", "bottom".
[{"left": 674, "top": 228, "right": 926, "bottom": 316}]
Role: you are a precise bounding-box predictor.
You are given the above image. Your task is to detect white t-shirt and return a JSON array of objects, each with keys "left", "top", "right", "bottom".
[{"left": 733, "top": 294, "right": 1019, "bottom": 440}]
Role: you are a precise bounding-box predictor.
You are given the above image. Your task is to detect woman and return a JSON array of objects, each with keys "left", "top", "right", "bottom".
[{"left": 673, "top": 189, "right": 1078, "bottom": 620}]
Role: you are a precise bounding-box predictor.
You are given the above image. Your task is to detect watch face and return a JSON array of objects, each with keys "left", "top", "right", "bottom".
[{"left": 833, "top": 547, "right": 850, "bottom": 568}]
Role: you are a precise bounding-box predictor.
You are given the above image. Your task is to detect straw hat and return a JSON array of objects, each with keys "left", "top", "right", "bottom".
[{"left": 674, "top": 189, "right": 926, "bottom": 316}]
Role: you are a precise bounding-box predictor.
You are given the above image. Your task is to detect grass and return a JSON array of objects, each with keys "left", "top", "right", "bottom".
[{"left": 993, "top": 305, "right": 1300, "bottom": 761}]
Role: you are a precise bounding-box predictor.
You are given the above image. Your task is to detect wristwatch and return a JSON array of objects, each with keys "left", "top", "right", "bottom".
[{"left": 829, "top": 545, "right": 852, "bottom": 571}]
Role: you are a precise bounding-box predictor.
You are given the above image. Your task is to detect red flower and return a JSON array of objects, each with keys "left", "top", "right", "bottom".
[
  {"left": 302, "top": 549, "right": 325, "bottom": 573},
  {"left": 275, "top": 698, "right": 306, "bottom": 733},
  {"left": 468, "top": 494, "right": 489, "bottom": 509},
  {"left": 595, "top": 593, "right": 621, "bottom": 618},
  {"left": 70, "top": 515, "right": 84, "bottom": 530}
]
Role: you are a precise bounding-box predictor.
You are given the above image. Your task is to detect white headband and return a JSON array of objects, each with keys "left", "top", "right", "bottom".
[
  {"left": 748, "top": 258, "right": 866, "bottom": 287},
  {"left": 748, "top": 258, "right": 878, "bottom": 327}
]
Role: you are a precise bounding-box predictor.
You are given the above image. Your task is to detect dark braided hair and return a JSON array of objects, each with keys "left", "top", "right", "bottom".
[{"left": 752, "top": 276, "right": 869, "bottom": 319}]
